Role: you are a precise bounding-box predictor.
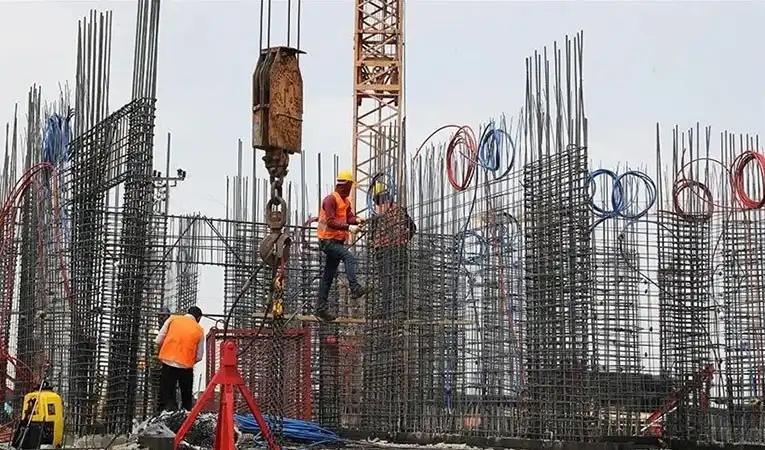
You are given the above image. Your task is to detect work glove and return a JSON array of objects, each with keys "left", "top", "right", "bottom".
[{"left": 349, "top": 225, "right": 361, "bottom": 233}]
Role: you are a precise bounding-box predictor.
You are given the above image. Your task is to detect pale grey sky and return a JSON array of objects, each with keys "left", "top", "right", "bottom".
[
  {"left": 1, "top": 0, "right": 763, "bottom": 382},
  {"left": 1, "top": 0, "right": 762, "bottom": 217}
]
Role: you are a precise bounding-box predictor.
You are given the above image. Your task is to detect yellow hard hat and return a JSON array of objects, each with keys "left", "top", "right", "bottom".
[
  {"left": 336, "top": 169, "right": 354, "bottom": 183},
  {"left": 373, "top": 182, "right": 387, "bottom": 195}
]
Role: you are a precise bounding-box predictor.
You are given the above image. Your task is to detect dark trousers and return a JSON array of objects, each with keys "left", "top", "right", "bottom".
[
  {"left": 317, "top": 239, "right": 360, "bottom": 311},
  {"left": 159, "top": 363, "right": 194, "bottom": 411}
]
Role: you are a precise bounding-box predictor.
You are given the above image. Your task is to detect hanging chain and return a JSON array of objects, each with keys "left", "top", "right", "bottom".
[
  {"left": 259, "top": 148, "right": 292, "bottom": 319},
  {"left": 255, "top": 0, "right": 303, "bottom": 322}
]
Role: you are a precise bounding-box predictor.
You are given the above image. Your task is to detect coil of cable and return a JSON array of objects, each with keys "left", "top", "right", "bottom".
[
  {"left": 731, "top": 150, "right": 765, "bottom": 210},
  {"left": 445, "top": 125, "right": 479, "bottom": 191},
  {"left": 477, "top": 119, "right": 517, "bottom": 180},
  {"left": 588, "top": 168, "right": 657, "bottom": 228},
  {"left": 670, "top": 155, "right": 733, "bottom": 220},
  {"left": 366, "top": 171, "right": 397, "bottom": 216},
  {"left": 234, "top": 414, "right": 343, "bottom": 445}
]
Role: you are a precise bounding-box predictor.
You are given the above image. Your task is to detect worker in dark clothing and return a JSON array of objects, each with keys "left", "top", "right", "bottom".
[
  {"left": 365, "top": 183, "right": 417, "bottom": 427},
  {"left": 155, "top": 306, "right": 204, "bottom": 411},
  {"left": 316, "top": 169, "right": 370, "bottom": 322},
  {"left": 369, "top": 183, "right": 416, "bottom": 308}
]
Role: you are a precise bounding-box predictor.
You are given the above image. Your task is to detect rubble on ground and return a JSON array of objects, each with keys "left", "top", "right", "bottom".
[{"left": 135, "top": 410, "right": 241, "bottom": 450}]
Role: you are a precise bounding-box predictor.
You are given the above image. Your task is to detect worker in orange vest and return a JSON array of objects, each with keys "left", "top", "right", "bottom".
[
  {"left": 154, "top": 306, "right": 205, "bottom": 411},
  {"left": 316, "top": 170, "right": 369, "bottom": 321}
]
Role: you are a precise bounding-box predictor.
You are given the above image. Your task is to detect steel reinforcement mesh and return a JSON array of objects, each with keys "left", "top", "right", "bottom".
[
  {"left": 721, "top": 214, "right": 765, "bottom": 442},
  {"left": 4, "top": 33, "right": 765, "bottom": 448},
  {"left": 523, "top": 145, "right": 592, "bottom": 441},
  {"left": 66, "top": 98, "right": 158, "bottom": 433},
  {"left": 204, "top": 329, "right": 311, "bottom": 420},
  {"left": 657, "top": 211, "right": 714, "bottom": 440}
]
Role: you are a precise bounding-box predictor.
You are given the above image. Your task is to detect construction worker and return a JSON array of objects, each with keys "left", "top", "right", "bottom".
[
  {"left": 370, "top": 182, "right": 416, "bottom": 248},
  {"left": 369, "top": 183, "right": 416, "bottom": 307},
  {"left": 365, "top": 183, "right": 416, "bottom": 425},
  {"left": 316, "top": 169, "right": 369, "bottom": 321},
  {"left": 154, "top": 306, "right": 204, "bottom": 411}
]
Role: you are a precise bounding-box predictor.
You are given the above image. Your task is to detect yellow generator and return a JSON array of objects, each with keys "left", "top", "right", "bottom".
[{"left": 11, "top": 385, "right": 64, "bottom": 449}]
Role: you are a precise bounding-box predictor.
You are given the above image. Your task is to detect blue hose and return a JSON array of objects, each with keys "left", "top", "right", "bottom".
[
  {"left": 445, "top": 116, "right": 520, "bottom": 408},
  {"left": 234, "top": 414, "right": 344, "bottom": 445},
  {"left": 366, "top": 172, "right": 397, "bottom": 217},
  {"left": 587, "top": 168, "right": 657, "bottom": 229},
  {"left": 477, "top": 117, "right": 517, "bottom": 179}
]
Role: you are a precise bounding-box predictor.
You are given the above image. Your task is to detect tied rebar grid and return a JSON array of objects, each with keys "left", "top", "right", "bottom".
[
  {"left": 16, "top": 87, "right": 44, "bottom": 415},
  {"left": 521, "top": 30, "right": 592, "bottom": 441},
  {"left": 403, "top": 233, "right": 459, "bottom": 433},
  {"left": 363, "top": 210, "right": 410, "bottom": 431},
  {"left": 204, "top": 329, "right": 311, "bottom": 420},
  {"left": 588, "top": 169, "right": 661, "bottom": 436},
  {"left": 657, "top": 211, "right": 713, "bottom": 440},
  {"left": 469, "top": 178, "right": 526, "bottom": 437},
  {"left": 655, "top": 126, "right": 715, "bottom": 441},
  {"left": 174, "top": 215, "right": 201, "bottom": 313},
  {"left": 721, "top": 214, "right": 765, "bottom": 441},
  {"left": 67, "top": 102, "right": 150, "bottom": 433},
  {"left": 0, "top": 115, "right": 18, "bottom": 420},
  {"left": 138, "top": 183, "right": 169, "bottom": 420},
  {"left": 224, "top": 144, "right": 261, "bottom": 329},
  {"left": 102, "top": 97, "right": 157, "bottom": 431},
  {"left": 523, "top": 145, "right": 592, "bottom": 441},
  {"left": 715, "top": 131, "right": 765, "bottom": 442}
]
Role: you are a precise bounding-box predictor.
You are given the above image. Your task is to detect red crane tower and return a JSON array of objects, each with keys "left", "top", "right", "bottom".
[{"left": 351, "top": 0, "right": 405, "bottom": 210}]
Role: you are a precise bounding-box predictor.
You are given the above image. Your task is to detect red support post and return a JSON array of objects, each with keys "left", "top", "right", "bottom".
[{"left": 174, "top": 340, "right": 280, "bottom": 450}]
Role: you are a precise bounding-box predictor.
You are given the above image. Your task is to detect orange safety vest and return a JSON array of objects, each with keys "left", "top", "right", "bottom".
[
  {"left": 317, "top": 191, "right": 350, "bottom": 241},
  {"left": 158, "top": 315, "right": 203, "bottom": 369}
]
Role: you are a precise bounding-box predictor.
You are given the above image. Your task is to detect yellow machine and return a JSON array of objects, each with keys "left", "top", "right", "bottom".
[{"left": 11, "top": 385, "right": 64, "bottom": 449}]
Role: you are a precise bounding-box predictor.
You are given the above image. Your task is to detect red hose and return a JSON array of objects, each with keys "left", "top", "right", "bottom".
[
  {"left": 445, "top": 126, "right": 478, "bottom": 191},
  {"left": 0, "top": 162, "right": 72, "bottom": 412},
  {"left": 731, "top": 150, "right": 765, "bottom": 210},
  {"left": 413, "top": 124, "right": 479, "bottom": 192}
]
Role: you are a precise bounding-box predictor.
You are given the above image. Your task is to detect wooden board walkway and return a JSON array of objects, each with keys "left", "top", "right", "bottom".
[{"left": 253, "top": 312, "right": 472, "bottom": 326}]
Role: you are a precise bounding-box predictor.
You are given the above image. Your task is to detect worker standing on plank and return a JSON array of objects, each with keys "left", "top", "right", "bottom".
[
  {"left": 369, "top": 182, "right": 416, "bottom": 307},
  {"left": 155, "top": 306, "right": 205, "bottom": 411},
  {"left": 316, "top": 170, "right": 370, "bottom": 321}
]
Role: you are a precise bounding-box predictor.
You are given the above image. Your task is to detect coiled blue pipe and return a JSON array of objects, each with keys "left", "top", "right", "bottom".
[
  {"left": 477, "top": 118, "right": 517, "bottom": 179},
  {"left": 366, "top": 172, "right": 397, "bottom": 217},
  {"left": 233, "top": 414, "right": 344, "bottom": 445},
  {"left": 445, "top": 117, "right": 519, "bottom": 408},
  {"left": 588, "top": 168, "right": 657, "bottom": 228}
]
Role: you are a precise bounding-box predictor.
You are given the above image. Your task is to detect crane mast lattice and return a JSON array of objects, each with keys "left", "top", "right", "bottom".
[{"left": 352, "top": 0, "right": 405, "bottom": 209}]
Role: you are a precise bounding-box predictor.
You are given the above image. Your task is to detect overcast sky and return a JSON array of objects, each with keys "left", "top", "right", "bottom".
[
  {"left": 1, "top": 0, "right": 763, "bottom": 384},
  {"left": 1, "top": 0, "right": 762, "bottom": 217}
]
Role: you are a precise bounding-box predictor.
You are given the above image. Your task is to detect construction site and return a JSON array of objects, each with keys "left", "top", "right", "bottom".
[{"left": 0, "top": 0, "right": 763, "bottom": 449}]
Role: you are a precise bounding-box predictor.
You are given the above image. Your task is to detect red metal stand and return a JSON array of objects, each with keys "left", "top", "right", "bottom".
[{"left": 174, "top": 340, "right": 280, "bottom": 450}]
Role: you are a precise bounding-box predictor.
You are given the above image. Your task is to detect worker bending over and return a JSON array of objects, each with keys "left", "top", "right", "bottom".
[
  {"left": 155, "top": 306, "right": 204, "bottom": 411},
  {"left": 316, "top": 170, "right": 369, "bottom": 321}
]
